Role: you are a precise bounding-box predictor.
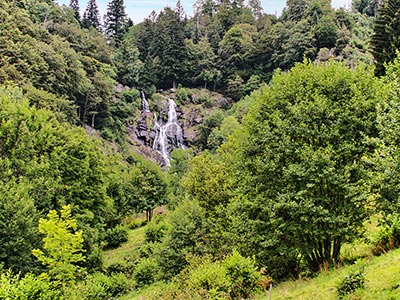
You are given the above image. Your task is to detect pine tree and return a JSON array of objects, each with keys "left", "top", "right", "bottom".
[
  {"left": 82, "top": 0, "right": 101, "bottom": 30},
  {"left": 371, "top": 0, "right": 400, "bottom": 76},
  {"left": 104, "top": 0, "right": 128, "bottom": 47},
  {"left": 69, "top": 0, "right": 80, "bottom": 21}
]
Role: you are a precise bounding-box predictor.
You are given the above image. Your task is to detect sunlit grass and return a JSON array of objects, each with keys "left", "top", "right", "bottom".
[
  {"left": 256, "top": 249, "right": 400, "bottom": 300},
  {"left": 103, "top": 225, "right": 147, "bottom": 268}
]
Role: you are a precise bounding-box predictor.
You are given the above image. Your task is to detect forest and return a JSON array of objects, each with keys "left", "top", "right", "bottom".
[{"left": 1, "top": 0, "right": 400, "bottom": 299}]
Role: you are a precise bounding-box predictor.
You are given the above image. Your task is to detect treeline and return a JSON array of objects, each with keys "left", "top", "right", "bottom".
[{"left": 120, "top": 0, "right": 375, "bottom": 100}]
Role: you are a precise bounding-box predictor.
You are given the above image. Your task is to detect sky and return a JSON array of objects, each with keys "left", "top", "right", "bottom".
[{"left": 58, "top": 0, "right": 352, "bottom": 24}]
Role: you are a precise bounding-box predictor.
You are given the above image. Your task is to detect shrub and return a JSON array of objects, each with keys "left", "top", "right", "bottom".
[
  {"left": 64, "top": 272, "right": 131, "bottom": 300},
  {"left": 373, "top": 214, "right": 400, "bottom": 255},
  {"left": 336, "top": 269, "right": 366, "bottom": 299},
  {"left": 145, "top": 219, "right": 167, "bottom": 243},
  {"left": 179, "top": 256, "right": 230, "bottom": 300},
  {"left": 133, "top": 258, "right": 158, "bottom": 287},
  {"left": 173, "top": 251, "right": 263, "bottom": 300},
  {"left": 104, "top": 225, "right": 128, "bottom": 249},
  {"left": 125, "top": 217, "right": 147, "bottom": 229},
  {"left": 176, "top": 86, "right": 190, "bottom": 105},
  {"left": 107, "top": 258, "right": 137, "bottom": 277},
  {"left": 0, "top": 271, "right": 61, "bottom": 300},
  {"left": 223, "top": 250, "right": 262, "bottom": 299}
]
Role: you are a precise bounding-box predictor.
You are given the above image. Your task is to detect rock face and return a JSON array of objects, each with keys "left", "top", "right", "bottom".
[
  {"left": 128, "top": 90, "right": 232, "bottom": 166},
  {"left": 136, "top": 112, "right": 154, "bottom": 146}
]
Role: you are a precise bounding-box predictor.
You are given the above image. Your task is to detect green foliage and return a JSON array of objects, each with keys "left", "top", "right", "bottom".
[
  {"left": 372, "top": 54, "right": 400, "bottom": 216},
  {"left": 171, "top": 251, "right": 262, "bottom": 300},
  {"left": 0, "top": 86, "right": 113, "bottom": 273},
  {"left": 196, "top": 109, "right": 226, "bottom": 150},
  {"left": 336, "top": 269, "right": 366, "bottom": 298},
  {"left": 82, "top": 0, "right": 101, "bottom": 30},
  {"left": 104, "top": 0, "right": 129, "bottom": 47},
  {"left": 0, "top": 181, "right": 40, "bottom": 274},
  {"left": 155, "top": 200, "right": 206, "bottom": 280},
  {"left": 183, "top": 152, "right": 236, "bottom": 212},
  {"left": 373, "top": 215, "right": 400, "bottom": 255},
  {"left": 207, "top": 115, "right": 241, "bottom": 151},
  {"left": 0, "top": 271, "right": 61, "bottom": 300},
  {"left": 32, "top": 205, "right": 85, "bottom": 285},
  {"left": 178, "top": 256, "right": 231, "bottom": 299},
  {"left": 129, "top": 160, "right": 168, "bottom": 222},
  {"left": 145, "top": 218, "right": 168, "bottom": 244},
  {"left": 233, "top": 61, "right": 380, "bottom": 278},
  {"left": 105, "top": 225, "right": 129, "bottom": 249},
  {"left": 64, "top": 272, "right": 131, "bottom": 300},
  {"left": 166, "top": 148, "right": 193, "bottom": 209},
  {"left": 222, "top": 250, "right": 262, "bottom": 299},
  {"left": 133, "top": 258, "right": 158, "bottom": 287},
  {"left": 371, "top": 0, "right": 400, "bottom": 75}
]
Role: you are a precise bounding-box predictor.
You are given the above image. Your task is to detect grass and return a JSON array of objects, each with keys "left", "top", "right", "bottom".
[
  {"left": 105, "top": 215, "right": 400, "bottom": 300},
  {"left": 103, "top": 224, "right": 147, "bottom": 268},
  {"left": 255, "top": 248, "right": 400, "bottom": 300}
]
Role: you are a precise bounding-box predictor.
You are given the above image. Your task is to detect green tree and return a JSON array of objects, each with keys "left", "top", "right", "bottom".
[
  {"left": 128, "top": 160, "right": 167, "bottom": 222},
  {"left": 104, "top": 0, "right": 128, "bottom": 47},
  {"left": 82, "top": 0, "right": 101, "bottom": 30},
  {"left": 371, "top": 0, "right": 400, "bottom": 75},
  {"left": 234, "top": 61, "right": 380, "bottom": 276},
  {"left": 69, "top": 0, "right": 80, "bottom": 21},
  {"left": 153, "top": 6, "right": 189, "bottom": 88},
  {"left": 0, "top": 181, "right": 40, "bottom": 274},
  {"left": 115, "top": 27, "right": 143, "bottom": 87},
  {"left": 218, "top": 23, "right": 257, "bottom": 83},
  {"left": 353, "top": 0, "right": 380, "bottom": 16},
  {"left": 32, "top": 205, "right": 85, "bottom": 286},
  {"left": 371, "top": 54, "right": 400, "bottom": 216},
  {"left": 185, "top": 36, "right": 220, "bottom": 89},
  {"left": 284, "top": 0, "right": 310, "bottom": 21}
]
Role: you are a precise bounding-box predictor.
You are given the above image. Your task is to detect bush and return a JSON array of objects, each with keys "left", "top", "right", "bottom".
[
  {"left": 0, "top": 271, "right": 61, "bottom": 300},
  {"left": 125, "top": 217, "right": 147, "bottom": 230},
  {"left": 107, "top": 257, "right": 137, "bottom": 277},
  {"left": 181, "top": 257, "right": 231, "bottom": 300},
  {"left": 336, "top": 269, "right": 366, "bottom": 299},
  {"left": 176, "top": 86, "right": 190, "bottom": 105},
  {"left": 145, "top": 218, "right": 167, "bottom": 243},
  {"left": 64, "top": 272, "right": 131, "bottom": 300},
  {"left": 104, "top": 225, "right": 129, "bottom": 249},
  {"left": 85, "top": 245, "right": 104, "bottom": 273},
  {"left": 373, "top": 214, "right": 400, "bottom": 255},
  {"left": 223, "top": 250, "right": 262, "bottom": 299},
  {"left": 133, "top": 258, "right": 158, "bottom": 287},
  {"left": 172, "top": 251, "right": 263, "bottom": 300}
]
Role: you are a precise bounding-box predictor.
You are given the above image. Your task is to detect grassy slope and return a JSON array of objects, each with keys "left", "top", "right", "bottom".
[
  {"left": 105, "top": 218, "right": 400, "bottom": 300},
  {"left": 256, "top": 249, "right": 400, "bottom": 300},
  {"left": 103, "top": 225, "right": 146, "bottom": 268}
]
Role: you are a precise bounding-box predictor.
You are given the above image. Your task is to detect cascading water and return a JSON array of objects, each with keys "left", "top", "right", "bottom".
[
  {"left": 153, "top": 99, "right": 185, "bottom": 166},
  {"left": 141, "top": 91, "right": 150, "bottom": 112}
]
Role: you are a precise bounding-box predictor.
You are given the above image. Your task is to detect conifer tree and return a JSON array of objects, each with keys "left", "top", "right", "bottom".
[
  {"left": 82, "top": 0, "right": 101, "bottom": 30},
  {"left": 371, "top": 0, "right": 400, "bottom": 76},
  {"left": 69, "top": 0, "right": 80, "bottom": 21},
  {"left": 104, "top": 0, "right": 128, "bottom": 47}
]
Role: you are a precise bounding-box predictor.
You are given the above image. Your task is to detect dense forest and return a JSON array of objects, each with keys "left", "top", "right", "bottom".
[{"left": 2, "top": 0, "right": 400, "bottom": 299}]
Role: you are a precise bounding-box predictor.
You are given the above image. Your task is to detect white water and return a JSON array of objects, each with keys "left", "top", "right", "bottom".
[
  {"left": 153, "top": 99, "right": 185, "bottom": 166},
  {"left": 141, "top": 91, "right": 150, "bottom": 112}
]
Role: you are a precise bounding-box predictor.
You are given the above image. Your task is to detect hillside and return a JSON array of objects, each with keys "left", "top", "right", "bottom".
[
  {"left": 259, "top": 249, "right": 400, "bottom": 300},
  {"left": 3, "top": 0, "right": 400, "bottom": 300}
]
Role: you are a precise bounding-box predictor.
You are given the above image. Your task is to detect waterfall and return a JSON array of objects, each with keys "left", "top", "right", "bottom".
[
  {"left": 141, "top": 91, "right": 150, "bottom": 112},
  {"left": 153, "top": 99, "right": 185, "bottom": 166}
]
